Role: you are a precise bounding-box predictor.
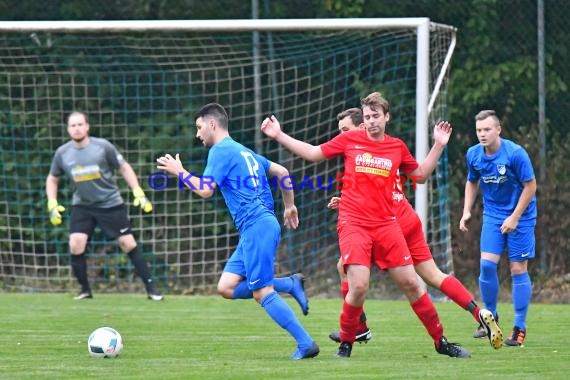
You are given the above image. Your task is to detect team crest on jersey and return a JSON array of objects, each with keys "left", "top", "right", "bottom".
[{"left": 497, "top": 164, "right": 506, "bottom": 175}]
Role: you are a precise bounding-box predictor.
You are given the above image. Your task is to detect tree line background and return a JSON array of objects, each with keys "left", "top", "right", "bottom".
[{"left": 1, "top": 0, "right": 568, "bottom": 297}]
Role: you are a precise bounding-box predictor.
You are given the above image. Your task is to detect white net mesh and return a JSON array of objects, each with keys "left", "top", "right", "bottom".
[{"left": 0, "top": 22, "right": 455, "bottom": 296}]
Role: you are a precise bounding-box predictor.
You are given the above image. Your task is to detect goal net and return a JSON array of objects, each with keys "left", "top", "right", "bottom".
[{"left": 0, "top": 19, "right": 456, "bottom": 297}]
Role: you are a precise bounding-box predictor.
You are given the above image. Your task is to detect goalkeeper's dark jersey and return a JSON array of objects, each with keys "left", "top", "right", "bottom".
[{"left": 49, "top": 137, "right": 125, "bottom": 208}]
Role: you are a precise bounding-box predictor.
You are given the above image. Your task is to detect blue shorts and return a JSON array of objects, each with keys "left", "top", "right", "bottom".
[
  {"left": 480, "top": 220, "right": 536, "bottom": 262},
  {"left": 223, "top": 215, "right": 281, "bottom": 290}
]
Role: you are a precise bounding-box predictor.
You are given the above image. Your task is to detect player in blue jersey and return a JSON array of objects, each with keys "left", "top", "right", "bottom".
[
  {"left": 460, "top": 110, "right": 537, "bottom": 347},
  {"left": 157, "top": 103, "right": 319, "bottom": 360}
]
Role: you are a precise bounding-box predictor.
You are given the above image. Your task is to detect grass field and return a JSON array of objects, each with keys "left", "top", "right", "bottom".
[{"left": 0, "top": 293, "right": 567, "bottom": 379}]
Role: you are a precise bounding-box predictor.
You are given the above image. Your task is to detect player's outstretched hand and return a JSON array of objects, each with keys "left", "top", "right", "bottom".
[
  {"left": 156, "top": 153, "right": 185, "bottom": 176},
  {"left": 283, "top": 205, "right": 299, "bottom": 230},
  {"left": 459, "top": 211, "right": 471, "bottom": 232},
  {"left": 327, "top": 196, "right": 341, "bottom": 210},
  {"left": 433, "top": 120, "right": 453, "bottom": 146},
  {"left": 260, "top": 115, "right": 282, "bottom": 139}
]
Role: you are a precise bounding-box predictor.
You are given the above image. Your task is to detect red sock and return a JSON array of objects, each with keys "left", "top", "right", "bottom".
[
  {"left": 339, "top": 301, "right": 362, "bottom": 344},
  {"left": 340, "top": 280, "right": 349, "bottom": 299},
  {"left": 341, "top": 281, "right": 368, "bottom": 332},
  {"left": 439, "top": 275, "right": 480, "bottom": 322},
  {"left": 410, "top": 293, "right": 444, "bottom": 345}
]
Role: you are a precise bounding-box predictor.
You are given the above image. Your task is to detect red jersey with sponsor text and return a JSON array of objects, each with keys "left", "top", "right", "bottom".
[
  {"left": 320, "top": 130, "right": 418, "bottom": 225},
  {"left": 393, "top": 175, "right": 414, "bottom": 219}
]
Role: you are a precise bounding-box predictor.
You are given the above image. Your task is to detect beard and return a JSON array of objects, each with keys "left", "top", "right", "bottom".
[{"left": 71, "top": 135, "right": 88, "bottom": 144}]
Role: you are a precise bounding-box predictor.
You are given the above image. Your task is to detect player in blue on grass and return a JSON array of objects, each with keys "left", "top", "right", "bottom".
[
  {"left": 45, "top": 111, "right": 163, "bottom": 301},
  {"left": 459, "top": 110, "right": 537, "bottom": 347},
  {"left": 157, "top": 102, "right": 319, "bottom": 360}
]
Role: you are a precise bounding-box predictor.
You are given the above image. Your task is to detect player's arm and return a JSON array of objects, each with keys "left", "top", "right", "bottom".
[
  {"left": 261, "top": 115, "right": 326, "bottom": 162},
  {"left": 46, "top": 174, "right": 60, "bottom": 201},
  {"left": 268, "top": 162, "right": 299, "bottom": 229},
  {"left": 156, "top": 153, "right": 216, "bottom": 198},
  {"left": 119, "top": 161, "right": 153, "bottom": 212},
  {"left": 408, "top": 121, "right": 452, "bottom": 184},
  {"left": 459, "top": 180, "right": 479, "bottom": 232},
  {"left": 119, "top": 161, "right": 145, "bottom": 192},
  {"left": 500, "top": 178, "right": 537, "bottom": 234}
]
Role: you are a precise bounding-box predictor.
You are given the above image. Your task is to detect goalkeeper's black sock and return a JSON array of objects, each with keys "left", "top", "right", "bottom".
[
  {"left": 127, "top": 246, "right": 155, "bottom": 293},
  {"left": 71, "top": 254, "right": 90, "bottom": 293}
]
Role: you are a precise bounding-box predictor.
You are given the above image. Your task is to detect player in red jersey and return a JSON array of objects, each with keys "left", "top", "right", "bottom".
[
  {"left": 327, "top": 108, "right": 372, "bottom": 344},
  {"left": 327, "top": 108, "right": 503, "bottom": 350},
  {"left": 261, "top": 92, "right": 470, "bottom": 358}
]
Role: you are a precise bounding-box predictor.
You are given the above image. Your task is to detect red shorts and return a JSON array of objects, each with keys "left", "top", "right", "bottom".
[
  {"left": 337, "top": 219, "right": 413, "bottom": 270},
  {"left": 396, "top": 201, "right": 432, "bottom": 265}
]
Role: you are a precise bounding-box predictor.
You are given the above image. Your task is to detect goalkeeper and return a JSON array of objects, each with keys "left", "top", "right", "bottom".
[{"left": 45, "top": 111, "right": 163, "bottom": 301}]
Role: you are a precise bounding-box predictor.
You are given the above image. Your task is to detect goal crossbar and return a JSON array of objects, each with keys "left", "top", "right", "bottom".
[{"left": 0, "top": 18, "right": 455, "bottom": 33}]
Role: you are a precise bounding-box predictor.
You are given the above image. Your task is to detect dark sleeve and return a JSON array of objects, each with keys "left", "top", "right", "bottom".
[
  {"left": 49, "top": 148, "right": 65, "bottom": 177},
  {"left": 102, "top": 139, "right": 125, "bottom": 170}
]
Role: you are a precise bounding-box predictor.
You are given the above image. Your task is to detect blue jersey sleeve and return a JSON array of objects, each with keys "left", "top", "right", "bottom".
[
  {"left": 511, "top": 148, "right": 535, "bottom": 183},
  {"left": 466, "top": 147, "right": 480, "bottom": 182}
]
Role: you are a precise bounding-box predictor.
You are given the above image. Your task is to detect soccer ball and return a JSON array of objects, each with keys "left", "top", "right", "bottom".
[{"left": 87, "top": 327, "right": 123, "bottom": 358}]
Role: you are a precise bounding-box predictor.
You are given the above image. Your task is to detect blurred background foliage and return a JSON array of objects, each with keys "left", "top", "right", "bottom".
[{"left": 1, "top": 0, "right": 568, "bottom": 288}]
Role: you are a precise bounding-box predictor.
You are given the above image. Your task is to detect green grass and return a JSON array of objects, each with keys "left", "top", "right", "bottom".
[{"left": 0, "top": 293, "right": 567, "bottom": 379}]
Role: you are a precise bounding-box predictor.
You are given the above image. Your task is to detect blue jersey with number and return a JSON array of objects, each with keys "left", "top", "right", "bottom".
[
  {"left": 466, "top": 138, "right": 537, "bottom": 226},
  {"left": 203, "top": 136, "right": 275, "bottom": 232}
]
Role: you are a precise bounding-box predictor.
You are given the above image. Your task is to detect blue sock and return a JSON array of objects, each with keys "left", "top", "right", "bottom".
[
  {"left": 233, "top": 277, "right": 294, "bottom": 299},
  {"left": 273, "top": 277, "right": 293, "bottom": 293},
  {"left": 479, "top": 259, "right": 499, "bottom": 317},
  {"left": 512, "top": 272, "right": 532, "bottom": 331},
  {"left": 232, "top": 280, "right": 253, "bottom": 299},
  {"left": 260, "top": 291, "right": 313, "bottom": 348}
]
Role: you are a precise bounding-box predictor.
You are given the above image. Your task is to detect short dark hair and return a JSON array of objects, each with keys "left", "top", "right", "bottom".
[
  {"left": 474, "top": 109, "right": 500, "bottom": 125},
  {"left": 361, "top": 92, "right": 390, "bottom": 114},
  {"left": 337, "top": 108, "right": 363, "bottom": 126},
  {"left": 195, "top": 103, "right": 229, "bottom": 130},
  {"left": 67, "top": 111, "right": 89, "bottom": 124}
]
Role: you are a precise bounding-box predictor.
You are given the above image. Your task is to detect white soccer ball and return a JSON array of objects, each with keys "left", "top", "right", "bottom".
[{"left": 87, "top": 327, "right": 123, "bottom": 358}]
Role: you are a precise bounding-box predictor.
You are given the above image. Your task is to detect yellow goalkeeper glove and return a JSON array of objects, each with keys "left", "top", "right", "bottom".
[
  {"left": 47, "top": 199, "right": 65, "bottom": 226},
  {"left": 132, "top": 187, "right": 153, "bottom": 213}
]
